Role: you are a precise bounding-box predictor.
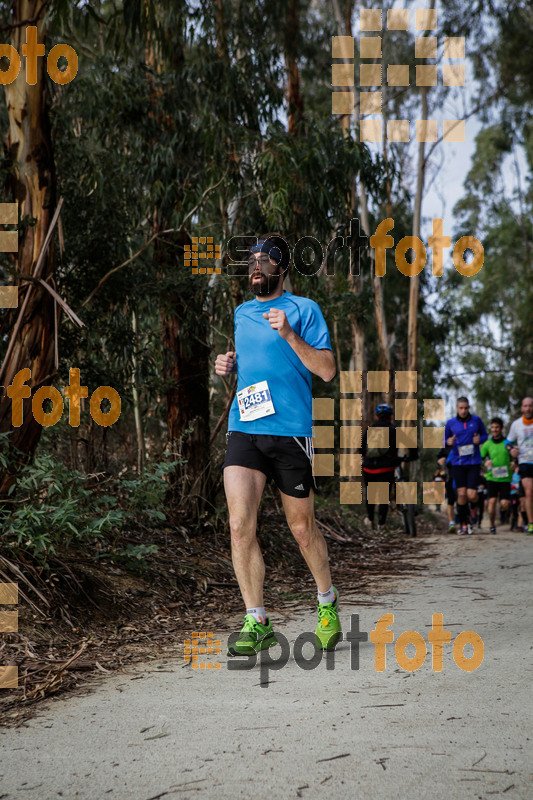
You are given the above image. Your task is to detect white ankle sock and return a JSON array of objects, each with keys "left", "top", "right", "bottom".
[
  {"left": 246, "top": 607, "right": 267, "bottom": 624},
  {"left": 317, "top": 585, "right": 335, "bottom": 605}
]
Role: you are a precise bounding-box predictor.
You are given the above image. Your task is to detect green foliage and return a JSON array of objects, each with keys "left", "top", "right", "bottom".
[
  {"left": 0, "top": 433, "right": 180, "bottom": 567},
  {"left": 0, "top": 449, "right": 121, "bottom": 564}
]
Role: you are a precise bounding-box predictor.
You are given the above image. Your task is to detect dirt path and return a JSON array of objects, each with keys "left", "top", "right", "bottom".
[{"left": 1, "top": 527, "right": 531, "bottom": 800}]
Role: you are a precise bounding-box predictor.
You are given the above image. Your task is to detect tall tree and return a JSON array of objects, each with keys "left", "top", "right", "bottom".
[{"left": 0, "top": 1, "right": 59, "bottom": 494}]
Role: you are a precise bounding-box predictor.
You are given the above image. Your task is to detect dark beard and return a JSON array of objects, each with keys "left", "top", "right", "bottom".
[{"left": 249, "top": 272, "right": 281, "bottom": 296}]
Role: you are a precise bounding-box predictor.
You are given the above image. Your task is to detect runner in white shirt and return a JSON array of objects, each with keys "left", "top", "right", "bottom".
[{"left": 505, "top": 397, "right": 533, "bottom": 534}]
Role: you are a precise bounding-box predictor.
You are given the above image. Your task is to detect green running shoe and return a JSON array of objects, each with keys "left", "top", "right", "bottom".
[
  {"left": 315, "top": 588, "right": 342, "bottom": 651},
  {"left": 526, "top": 523, "right": 533, "bottom": 535},
  {"left": 227, "top": 614, "right": 277, "bottom": 657}
]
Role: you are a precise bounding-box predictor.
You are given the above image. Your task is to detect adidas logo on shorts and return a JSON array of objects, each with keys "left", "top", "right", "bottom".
[{"left": 294, "top": 483, "right": 305, "bottom": 491}]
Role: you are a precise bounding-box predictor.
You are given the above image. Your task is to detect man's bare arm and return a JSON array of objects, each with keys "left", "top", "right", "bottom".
[
  {"left": 262, "top": 308, "right": 336, "bottom": 382},
  {"left": 284, "top": 330, "right": 336, "bottom": 382}
]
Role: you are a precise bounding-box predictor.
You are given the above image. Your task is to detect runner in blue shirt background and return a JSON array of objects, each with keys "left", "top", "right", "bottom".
[{"left": 445, "top": 396, "right": 488, "bottom": 535}]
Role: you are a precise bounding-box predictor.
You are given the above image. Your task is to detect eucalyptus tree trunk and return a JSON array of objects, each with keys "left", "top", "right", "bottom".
[
  {"left": 407, "top": 0, "right": 436, "bottom": 377},
  {"left": 284, "top": 0, "right": 304, "bottom": 136},
  {"left": 158, "top": 232, "right": 211, "bottom": 517},
  {"left": 144, "top": 23, "right": 211, "bottom": 518},
  {"left": 332, "top": 0, "right": 370, "bottom": 422},
  {"left": 0, "top": 1, "right": 57, "bottom": 496},
  {"left": 407, "top": 0, "right": 435, "bottom": 481}
]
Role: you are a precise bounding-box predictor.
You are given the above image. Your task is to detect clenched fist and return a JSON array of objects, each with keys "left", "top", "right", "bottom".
[
  {"left": 262, "top": 308, "right": 292, "bottom": 339},
  {"left": 215, "top": 351, "right": 236, "bottom": 376}
]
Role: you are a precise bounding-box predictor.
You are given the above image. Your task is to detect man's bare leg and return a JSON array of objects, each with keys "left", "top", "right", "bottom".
[
  {"left": 522, "top": 477, "right": 533, "bottom": 524},
  {"left": 223, "top": 465, "right": 267, "bottom": 608},
  {"left": 488, "top": 496, "right": 497, "bottom": 527},
  {"left": 280, "top": 489, "right": 332, "bottom": 592}
]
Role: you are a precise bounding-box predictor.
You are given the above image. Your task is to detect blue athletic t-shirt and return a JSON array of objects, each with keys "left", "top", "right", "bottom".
[{"left": 227, "top": 291, "right": 332, "bottom": 436}]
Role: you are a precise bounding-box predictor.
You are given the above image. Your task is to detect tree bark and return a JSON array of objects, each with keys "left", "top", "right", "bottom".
[
  {"left": 157, "top": 232, "right": 211, "bottom": 518},
  {"left": 131, "top": 307, "right": 145, "bottom": 475},
  {"left": 407, "top": 0, "right": 435, "bottom": 377},
  {"left": 0, "top": 1, "right": 57, "bottom": 495},
  {"left": 284, "top": 0, "right": 304, "bottom": 136}
]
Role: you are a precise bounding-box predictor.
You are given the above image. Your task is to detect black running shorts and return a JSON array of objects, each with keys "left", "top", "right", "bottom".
[
  {"left": 445, "top": 478, "right": 456, "bottom": 506},
  {"left": 486, "top": 480, "right": 511, "bottom": 500},
  {"left": 518, "top": 463, "right": 533, "bottom": 480},
  {"left": 223, "top": 431, "right": 316, "bottom": 498},
  {"left": 451, "top": 464, "right": 480, "bottom": 489}
]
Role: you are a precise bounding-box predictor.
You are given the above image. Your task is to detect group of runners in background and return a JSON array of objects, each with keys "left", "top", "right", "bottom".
[{"left": 434, "top": 397, "right": 533, "bottom": 535}]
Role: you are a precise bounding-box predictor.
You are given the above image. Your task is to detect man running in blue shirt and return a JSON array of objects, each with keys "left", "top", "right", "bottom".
[
  {"left": 215, "top": 234, "right": 340, "bottom": 657},
  {"left": 445, "top": 397, "right": 488, "bottom": 535}
]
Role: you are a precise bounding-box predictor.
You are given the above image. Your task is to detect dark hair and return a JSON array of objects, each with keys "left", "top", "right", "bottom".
[
  {"left": 490, "top": 417, "right": 503, "bottom": 427},
  {"left": 457, "top": 396, "right": 469, "bottom": 404}
]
